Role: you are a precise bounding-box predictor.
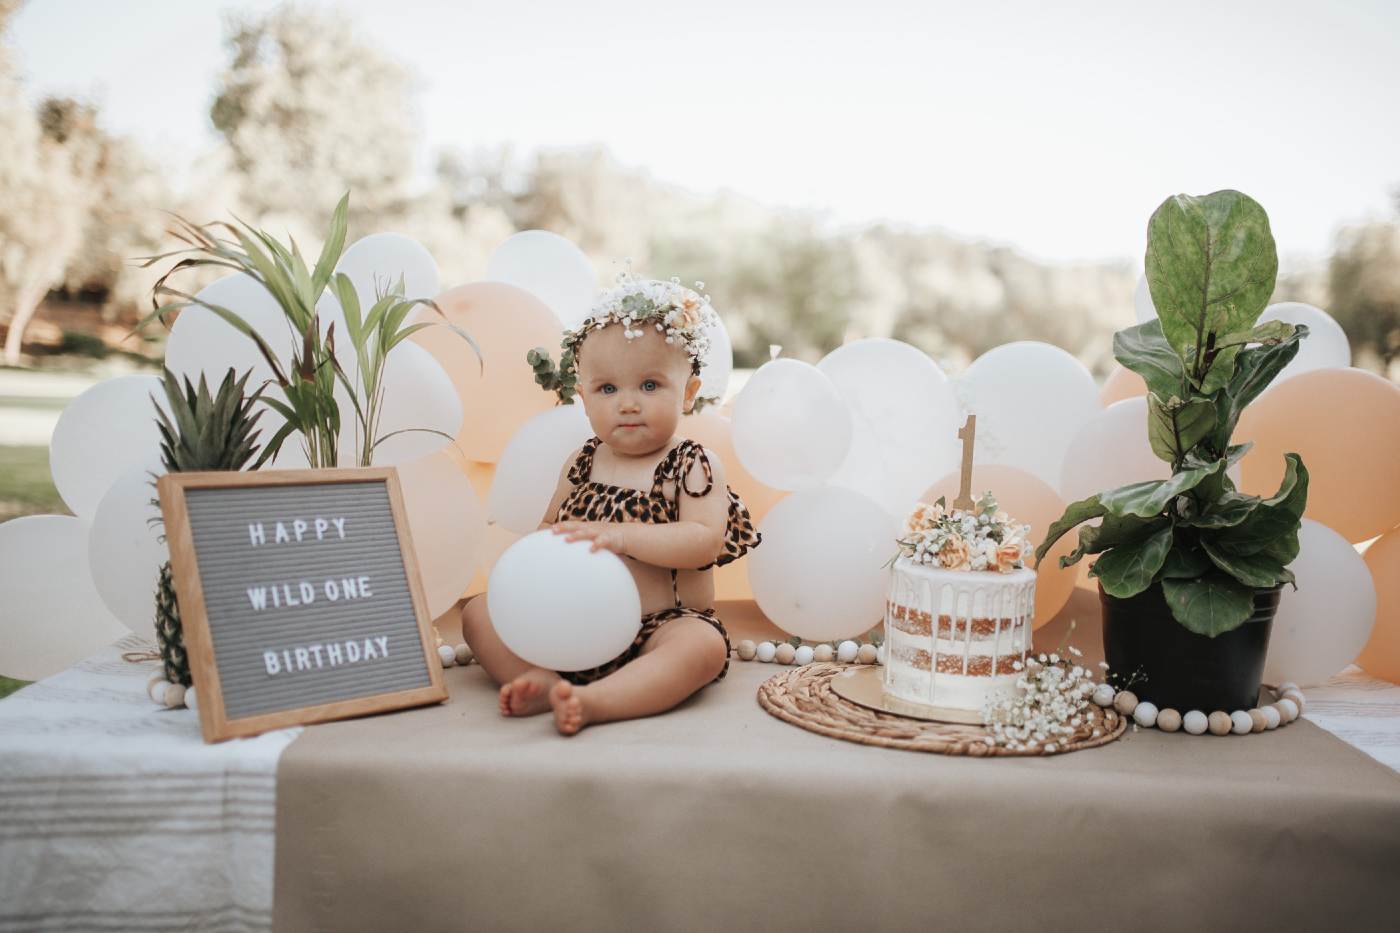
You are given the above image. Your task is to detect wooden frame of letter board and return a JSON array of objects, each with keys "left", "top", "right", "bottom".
[{"left": 157, "top": 467, "right": 448, "bottom": 743}]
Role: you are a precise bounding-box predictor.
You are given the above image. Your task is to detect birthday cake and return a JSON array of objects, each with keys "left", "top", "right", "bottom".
[{"left": 883, "top": 495, "right": 1036, "bottom": 716}]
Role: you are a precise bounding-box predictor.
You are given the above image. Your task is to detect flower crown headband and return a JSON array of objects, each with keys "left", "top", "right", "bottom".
[{"left": 527, "top": 273, "right": 720, "bottom": 410}]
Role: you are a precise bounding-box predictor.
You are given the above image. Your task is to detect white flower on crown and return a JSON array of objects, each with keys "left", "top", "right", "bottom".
[{"left": 563, "top": 272, "right": 718, "bottom": 374}]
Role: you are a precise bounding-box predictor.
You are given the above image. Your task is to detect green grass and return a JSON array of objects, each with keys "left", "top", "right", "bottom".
[
  {"left": 0, "top": 445, "right": 69, "bottom": 522},
  {"left": 0, "top": 675, "right": 32, "bottom": 700}
]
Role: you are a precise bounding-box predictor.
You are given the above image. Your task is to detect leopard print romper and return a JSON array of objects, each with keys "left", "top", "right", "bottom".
[{"left": 554, "top": 436, "right": 762, "bottom": 686}]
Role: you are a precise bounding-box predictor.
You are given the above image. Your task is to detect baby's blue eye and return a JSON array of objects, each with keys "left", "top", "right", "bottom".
[
  {"left": 599, "top": 384, "right": 616, "bottom": 395},
  {"left": 642, "top": 380, "right": 658, "bottom": 392}
]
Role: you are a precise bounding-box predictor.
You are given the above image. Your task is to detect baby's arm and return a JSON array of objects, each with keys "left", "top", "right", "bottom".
[
  {"left": 536, "top": 447, "right": 582, "bottom": 531},
  {"left": 612, "top": 447, "right": 729, "bottom": 570}
]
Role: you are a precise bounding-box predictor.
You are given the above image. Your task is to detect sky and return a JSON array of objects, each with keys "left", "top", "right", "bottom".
[{"left": 9, "top": 0, "right": 1400, "bottom": 265}]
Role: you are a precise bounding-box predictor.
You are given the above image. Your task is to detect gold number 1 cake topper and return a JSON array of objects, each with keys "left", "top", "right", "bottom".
[{"left": 953, "top": 415, "right": 976, "bottom": 511}]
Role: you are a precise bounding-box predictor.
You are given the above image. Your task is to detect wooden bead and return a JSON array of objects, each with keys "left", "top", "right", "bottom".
[
  {"left": 736, "top": 640, "right": 757, "bottom": 661},
  {"left": 1208, "top": 711, "right": 1233, "bottom": 735},
  {"left": 1248, "top": 709, "right": 1268, "bottom": 733},
  {"left": 1156, "top": 709, "right": 1182, "bottom": 733},
  {"left": 163, "top": 683, "right": 186, "bottom": 709},
  {"left": 813, "top": 644, "right": 834, "bottom": 663},
  {"left": 454, "top": 644, "right": 473, "bottom": 665},
  {"left": 836, "top": 641, "right": 859, "bottom": 663},
  {"left": 856, "top": 644, "right": 878, "bottom": 664},
  {"left": 1091, "top": 683, "right": 1115, "bottom": 707},
  {"left": 1277, "top": 681, "right": 1299, "bottom": 695},
  {"left": 150, "top": 681, "right": 169, "bottom": 705},
  {"left": 1262, "top": 706, "right": 1281, "bottom": 730},
  {"left": 185, "top": 687, "right": 199, "bottom": 713},
  {"left": 1282, "top": 691, "right": 1306, "bottom": 714},
  {"left": 1132, "top": 701, "right": 1158, "bottom": 728},
  {"left": 1276, "top": 698, "right": 1299, "bottom": 723},
  {"left": 437, "top": 645, "right": 456, "bottom": 667},
  {"left": 1230, "top": 711, "right": 1253, "bottom": 735},
  {"left": 1113, "top": 690, "right": 1138, "bottom": 716},
  {"left": 1183, "top": 711, "right": 1208, "bottom": 735},
  {"left": 774, "top": 643, "right": 797, "bottom": 665},
  {"left": 755, "top": 642, "right": 776, "bottom": 663},
  {"left": 794, "top": 645, "right": 815, "bottom": 666}
]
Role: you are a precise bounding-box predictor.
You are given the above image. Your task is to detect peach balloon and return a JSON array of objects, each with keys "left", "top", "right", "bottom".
[
  {"left": 466, "top": 524, "right": 521, "bottom": 598},
  {"left": 1099, "top": 365, "right": 1147, "bottom": 406},
  {"left": 921, "top": 464, "right": 1075, "bottom": 629},
  {"left": 1237, "top": 368, "right": 1400, "bottom": 543},
  {"left": 462, "top": 458, "right": 495, "bottom": 503},
  {"left": 714, "top": 556, "right": 753, "bottom": 601},
  {"left": 679, "top": 410, "right": 786, "bottom": 526},
  {"left": 1357, "top": 529, "right": 1400, "bottom": 685},
  {"left": 396, "top": 449, "right": 488, "bottom": 617},
  {"left": 411, "top": 282, "right": 563, "bottom": 463}
]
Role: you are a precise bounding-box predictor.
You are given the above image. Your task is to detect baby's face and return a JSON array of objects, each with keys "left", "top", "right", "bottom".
[{"left": 575, "top": 323, "right": 701, "bottom": 456}]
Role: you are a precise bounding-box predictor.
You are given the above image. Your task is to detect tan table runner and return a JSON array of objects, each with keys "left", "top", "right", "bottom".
[{"left": 274, "top": 601, "right": 1400, "bottom": 933}]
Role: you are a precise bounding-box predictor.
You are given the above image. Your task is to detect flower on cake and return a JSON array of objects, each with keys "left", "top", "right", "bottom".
[{"left": 895, "top": 493, "right": 1031, "bottom": 572}]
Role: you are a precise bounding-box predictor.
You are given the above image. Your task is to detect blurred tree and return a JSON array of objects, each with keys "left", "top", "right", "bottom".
[
  {"left": 1330, "top": 221, "right": 1400, "bottom": 372},
  {"left": 210, "top": 2, "right": 418, "bottom": 234},
  {"left": 0, "top": 0, "right": 86, "bottom": 365}
]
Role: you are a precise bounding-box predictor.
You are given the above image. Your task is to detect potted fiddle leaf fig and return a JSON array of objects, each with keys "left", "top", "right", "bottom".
[{"left": 1036, "top": 190, "right": 1309, "bottom": 712}]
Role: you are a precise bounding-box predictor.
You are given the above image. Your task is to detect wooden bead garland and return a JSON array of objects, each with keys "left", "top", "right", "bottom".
[
  {"left": 1092, "top": 681, "right": 1307, "bottom": 737},
  {"left": 733, "top": 638, "right": 881, "bottom": 668}
]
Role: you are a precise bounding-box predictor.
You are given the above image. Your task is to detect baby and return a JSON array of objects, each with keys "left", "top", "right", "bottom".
[{"left": 461, "top": 276, "right": 761, "bottom": 735}]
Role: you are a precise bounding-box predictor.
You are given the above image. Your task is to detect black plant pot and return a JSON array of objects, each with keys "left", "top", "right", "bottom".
[{"left": 1100, "top": 582, "right": 1281, "bottom": 712}]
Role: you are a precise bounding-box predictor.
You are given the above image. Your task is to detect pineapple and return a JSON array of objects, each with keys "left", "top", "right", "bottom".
[{"left": 152, "top": 366, "right": 265, "bottom": 686}]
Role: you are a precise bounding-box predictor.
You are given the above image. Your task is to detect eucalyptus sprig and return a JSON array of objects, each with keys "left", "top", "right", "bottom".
[{"left": 1036, "top": 190, "right": 1310, "bottom": 638}]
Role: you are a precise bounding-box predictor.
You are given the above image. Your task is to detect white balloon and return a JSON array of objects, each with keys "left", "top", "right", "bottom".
[
  {"left": 1059, "top": 398, "right": 1167, "bottom": 504},
  {"left": 696, "top": 313, "right": 733, "bottom": 403},
  {"left": 487, "top": 531, "right": 640, "bottom": 671},
  {"left": 748, "top": 486, "right": 895, "bottom": 641},
  {"left": 1257, "top": 302, "right": 1351, "bottom": 382},
  {"left": 489, "top": 404, "right": 594, "bottom": 534},
  {"left": 353, "top": 342, "right": 462, "bottom": 466},
  {"left": 336, "top": 233, "right": 441, "bottom": 307},
  {"left": 1134, "top": 274, "right": 1157, "bottom": 323},
  {"left": 1263, "top": 519, "right": 1376, "bottom": 687},
  {"left": 818, "top": 339, "right": 961, "bottom": 518},
  {"left": 88, "top": 467, "right": 169, "bottom": 641},
  {"left": 164, "top": 272, "right": 291, "bottom": 388},
  {"left": 960, "top": 341, "right": 1101, "bottom": 493},
  {"left": 732, "top": 359, "right": 852, "bottom": 491},
  {"left": 0, "top": 515, "right": 129, "bottom": 680},
  {"left": 487, "top": 231, "right": 596, "bottom": 328},
  {"left": 49, "top": 375, "right": 169, "bottom": 519}
]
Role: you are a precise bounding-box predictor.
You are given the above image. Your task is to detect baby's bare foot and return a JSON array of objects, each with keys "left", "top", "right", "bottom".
[
  {"left": 498, "top": 669, "right": 557, "bottom": 717},
  {"left": 550, "top": 680, "right": 589, "bottom": 736}
]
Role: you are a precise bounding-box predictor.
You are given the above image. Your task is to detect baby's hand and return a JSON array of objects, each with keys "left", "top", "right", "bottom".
[{"left": 551, "top": 521, "right": 628, "bottom": 557}]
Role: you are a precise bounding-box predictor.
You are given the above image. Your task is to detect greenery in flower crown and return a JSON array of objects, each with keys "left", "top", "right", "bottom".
[
  {"left": 527, "top": 273, "right": 720, "bottom": 412},
  {"left": 1035, "top": 190, "right": 1309, "bottom": 638}
]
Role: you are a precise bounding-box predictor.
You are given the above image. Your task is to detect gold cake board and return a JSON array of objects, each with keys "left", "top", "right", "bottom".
[
  {"left": 828, "top": 665, "right": 984, "bottom": 724},
  {"left": 757, "top": 662, "right": 1125, "bottom": 757}
]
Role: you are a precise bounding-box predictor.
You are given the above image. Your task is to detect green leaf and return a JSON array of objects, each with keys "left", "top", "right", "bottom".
[
  {"left": 1113, "top": 319, "right": 1187, "bottom": 400},
  {"left": 1182, "top": 488, "right": 1260, "bottom": 529},
  {"left": 1158, "top": 538, "right": 1211, "bottom": 580},
  {"left": 1147, "top": 394, "right": 1216, "bottom": 464},
  {"left": 1162, "top": 573, "right": 1256, "bottom": 637},
  {"left": 1200, "top": 534, "right": 1286, "bottom": 588},
  {"left": 1063, "top": 513, "right": 1169, "bottom": 567},
  {"left": 312, "top": 193, "right": 350, "bottom": 296},
  {"left": 1097, "top": 458, "right": 1225, "bottom": 519},
  {"left": 1208, "top": 325, "right": 1307, "bottom": 451},
  {"left": 1214, "top": 454, "right": 1308, "bottom": 555},
  {"left": 1035, "top": 495, "right": 1107, "bottom": 565},
  {"left": 1213, "top": 319, "right": 1297, "bottom": 350},
  {"left": 1145, "top": 190, "right": 1279, "bottom": 389},
  {"left": 1091, "top": 525, "right": 1175, "bottom": 598}
]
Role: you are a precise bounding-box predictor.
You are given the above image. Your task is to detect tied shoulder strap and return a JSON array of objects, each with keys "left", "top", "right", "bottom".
[{"left": 566, "top": 437, "right": 602, "bottom": 485}]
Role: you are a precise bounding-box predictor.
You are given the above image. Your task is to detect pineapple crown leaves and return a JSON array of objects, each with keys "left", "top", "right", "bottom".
[{"left": 154, "top": 366, "right": 267, "bottom": 474}]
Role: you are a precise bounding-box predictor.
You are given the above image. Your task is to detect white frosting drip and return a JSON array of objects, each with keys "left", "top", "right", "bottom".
[{"left": 883, "top": 557, "right": 1036, "bottom": 712}]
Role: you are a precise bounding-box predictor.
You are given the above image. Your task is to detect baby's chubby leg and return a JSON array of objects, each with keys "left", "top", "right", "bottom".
[
  {"left": 460, "top": 595, "right": 560, "bottom": 717},
  {"left": 550, "top": 617, "right": 728, "bottom": 735}
]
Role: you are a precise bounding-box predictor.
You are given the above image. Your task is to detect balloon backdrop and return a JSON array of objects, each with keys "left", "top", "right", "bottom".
[
  {"left": 1263, "top": 519, "right": 1376, "bottom": 687},
  {"left": 960, "top": 342, "right": 1101, "bottom": 494},
  {"left": 88, "top": 466, "right": 169, "bottom": 642},
  {"left": 486, "top": 231, "right": 596, "bottom": 329},
  {"left": 696, "top": 314, "right": 734, "bottom": 403},
  {"left": 1257, "top": 302, "right": 1351, "bottom": 381},
  {"left": 489, "top": 403, "right": 594, "bottom": 534},
  {"left": 1133, "top": 274, "right": 1156, "bottom": 324},
  {"left": 412, "top": 282, "right": 562, "bottom": 462},
  {"left": 336, "top": 232, "right": 441, "bottom": 306},
  {"left": 49, "top": 374, "right": 169, "bottom": 519},
  {"left": 1357, "top": 529, "right": 1400, "bottom": 685},
  {"left": 335, "top": 340, "right": 461, "bottom": 466},
  {"left": 1238, "top": 368, "right": 1400, "bottom": 543},
  {"left": 487, "top": 530, "right": 640, "bottom": 671},
  {"left": 921, "top": 464, "right": 1075, "bottom": 629},
  {"left": 0, "top": 515, "right": 129, "bottom": 681},
  {"left": 1059, "top": 398, "right": 1168, "bottom": 506},
  {"left": 748, "top": 487, "right": 894, "bottom": 641},
  {"left": 817, "top": 339, "right": 961, "bottom": 519},
  {"left": 163, "top": 272, "right": 289, "bottom": 388},
  {"left": 466, "top": 524, "right": 520, "bottom": 598},
  {"left": 679, "top": 411, "right": 786, "bottom": 527},
  {"left": 1099, "top": 365, "right": 1147, "bottom": 406},
  {"left": 396, "top": 449, "right": 488, "bottom": 618},
  {"left": 732, "top": 359, "right": 852, "bottom": 491}
]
